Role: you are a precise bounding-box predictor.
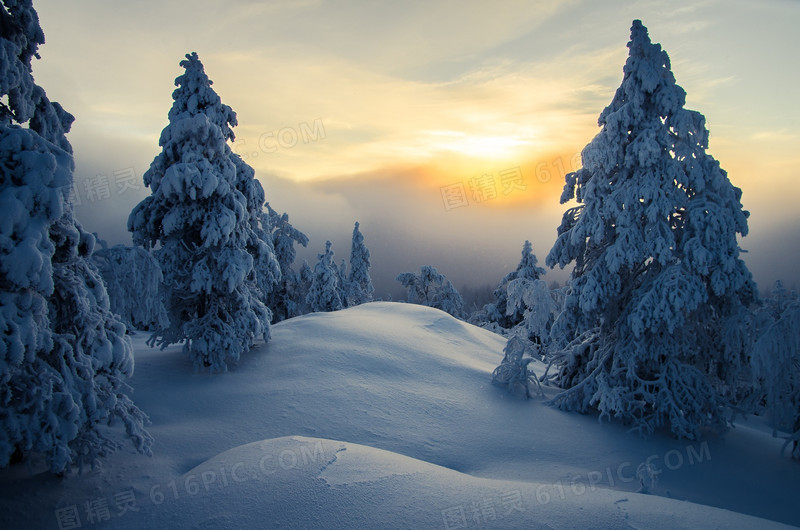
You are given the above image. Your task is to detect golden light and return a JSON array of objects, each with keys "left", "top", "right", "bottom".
[{"left": 424, "top": 129, "right": 536, "bottom": 160}]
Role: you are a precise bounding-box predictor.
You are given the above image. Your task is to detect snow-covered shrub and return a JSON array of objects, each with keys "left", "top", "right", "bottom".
[
  {"left": 92, "top": 242, "right": 168, "bottom": 331},
  {"left": 545, "top": 20, "right": 758, "bottom": 439},
  {"left": 751, "top": 281, "right": 800, "bottom": 459},
  {"left": 492, "top": 333, "right": 543, "bottom": 398},
  {"left": 1, "top": 0, "right": 151, "bottom": 473},
  {"left": 396, "top": 265, "right": 465, "bottom": 319},
  {"left": 485, "top": 241, "right": 545, "bottom": 329},
  {"left": 307, "top": 240, "right": 344, "bottom": 312},
  {"left": 128, "top": 52, "right": 270, "bottom": 372},
  {"left": 636, "top": 461, "right": 659, "bottom": 494}
]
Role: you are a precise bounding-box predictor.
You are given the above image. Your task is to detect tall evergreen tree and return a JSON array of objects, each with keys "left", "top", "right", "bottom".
[
  {"left": 347, "top": 221, "right": 374, "bottom": 306},
  {"left": 307, "top": 240, "right": 343, "bottom": 313},
  {"left": 545, "top": 20, "right": 757, "bottom": 439},
  {"left": 1, "top": 0, "right": 151, "bottom": 473},
  {"left": 485, "top": 240, "right": 545, "bottom": 329},
  {"left": 129, "top": 52, "right": 270, "bottom": 372}
]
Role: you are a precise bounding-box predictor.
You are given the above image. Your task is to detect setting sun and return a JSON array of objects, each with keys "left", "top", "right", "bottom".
[{"left": 425, "top": 129, "right": 537, "bottom": 160}]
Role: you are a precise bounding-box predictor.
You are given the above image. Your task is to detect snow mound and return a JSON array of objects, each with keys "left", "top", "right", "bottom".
[
  {"left": 117, "top": 435, "right": 792, "bottom": 529},
  {"left": 2, "top": 302, "right": 798, "bottom": 528}
]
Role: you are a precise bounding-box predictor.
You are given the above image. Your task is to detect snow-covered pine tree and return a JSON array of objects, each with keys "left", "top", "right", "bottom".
[
  {"left": 1, "top": 0, "right": 151, "bottom": 473},
  {"left": 306, "top": 240, "right": 343, "bottom": 313},
  {"left": 751, "top": 281, "right": 800, "bottom": 459},
  {"left": 128, "top": 52, "right": 270, "bottom": 372},
  {"left": 91, "top": 242, "right": 168, "bottom": 331},
  {"left": 486, "top": 240, "right": 546, "bottom": 329},
  {"left": 545, "top": 20, "right": 757, "bottom": 439},
  {"left": 347, "top": 221, "right": 374, "bottom": 306},
  {"left": 265, "top": 204, "right": 308, "bottom": 321}
]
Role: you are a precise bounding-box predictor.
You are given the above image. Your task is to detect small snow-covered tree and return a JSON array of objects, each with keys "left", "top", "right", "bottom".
[
  {"left": 396, "top": 265, "right": 465, "bottom": 319},
  {"left": 436, "top": 279, "right": 465, "bottom": 319},
  {"left": 1, "top": 0, "right": 151, "bottom": 473},
  {"left": 505, "top": 278, "right": 559, "bottom": 346},
  {"left": 492, "top": 333, "right": 543, "bottom": 398},
  {"left": 128, "top": 52, "right": 270, "bottom": 372},
  {"left": 751, "top": 281, "right": 800, "bottom": 459},
  {"left": 91, "top": 242, "right": 168, "bottom": 331},
  {"left": 265, "top": 204, "right": 308, "bottom": 321},
  {"left": 485, "top": 240, "right": 545, "bottom": 329},
  {"left": 493, "top": 278, "right": 558, "bottom": 398},
  {"left": 397, "top": 265, "right": 444, "bottom": 306},
  {"left": 347, "top": 221, "right": 374, "bottom": 306},
  {"left": 545, "top": 20, "right": 758, "bottom": 439},
  {"left": 307, "top": 240, "right": 343, "bottom": 312}
]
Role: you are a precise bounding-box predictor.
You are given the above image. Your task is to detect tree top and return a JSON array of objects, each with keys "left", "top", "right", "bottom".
[{"left": 168, "top": 51, "right": 238, "bottom": 142}]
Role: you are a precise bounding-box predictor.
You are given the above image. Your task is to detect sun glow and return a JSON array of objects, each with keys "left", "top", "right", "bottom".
[{"left": 424, "top": 129, "right": 536, "bottom": 160}]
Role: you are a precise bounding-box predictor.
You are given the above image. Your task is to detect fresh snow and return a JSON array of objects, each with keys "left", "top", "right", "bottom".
[{"left": 1, "top": 302, "right": 797, "bottom": 528}]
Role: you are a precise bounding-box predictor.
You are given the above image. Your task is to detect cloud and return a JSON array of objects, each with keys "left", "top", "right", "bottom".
[{"left": 30, "top": 0, "right": 800, "bottom": 295}]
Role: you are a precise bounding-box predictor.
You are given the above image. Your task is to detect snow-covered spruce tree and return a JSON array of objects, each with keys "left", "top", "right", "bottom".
[
  {"left": 751, "top": 281, "right": 800, "bottom": 458},
  {"left": 347, "top": 221, "right": 374, "bottom": 306},
  {"left": 265, "top": 203, "right": 308, "bottom": 321},
  {"left": 91, "top": 242, "right": 168, "bottom": 331},
  {"left": 545, "top": 20, "right": 757, "bottom": 439},
  {"left": 128, "top": 52, "right": 270, "bottom": 372},
  {"left": 396, "top": 265, "right": 465, "bottom": 319},
  {"left": 231, "top": 153, "right": 281, "bottom": 316},
  {"left": 485, "top": 240, "right": 545, "bottom": 329},
  {"left": 1, "top": 0, "right": 151, "bottom": 473},
  {"left": 306, "top": 240, "right": 343, "bottom": 312}
]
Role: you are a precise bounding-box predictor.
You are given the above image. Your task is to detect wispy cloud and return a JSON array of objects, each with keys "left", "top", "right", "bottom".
[{"left": 30, "top": 0, "right": 800, "bottom": 290}]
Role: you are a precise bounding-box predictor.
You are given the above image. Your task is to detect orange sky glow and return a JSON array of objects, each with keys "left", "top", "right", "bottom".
[{"left": 30, "top": 0, "right": 800, "bottom": 294}]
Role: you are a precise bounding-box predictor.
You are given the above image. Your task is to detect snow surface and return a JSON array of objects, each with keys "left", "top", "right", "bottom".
[{"left": 1, "top": 302, "right": 797, "bottom": 528}]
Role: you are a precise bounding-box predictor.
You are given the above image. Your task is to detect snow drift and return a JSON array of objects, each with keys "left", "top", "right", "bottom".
[{"left": 1, "top": 303, "right": 797, "bottom": 528}]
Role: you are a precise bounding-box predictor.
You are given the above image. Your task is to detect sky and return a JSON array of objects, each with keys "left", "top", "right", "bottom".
[{"left": 30, "top": 0, "right": 800, "bottom": 301}]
